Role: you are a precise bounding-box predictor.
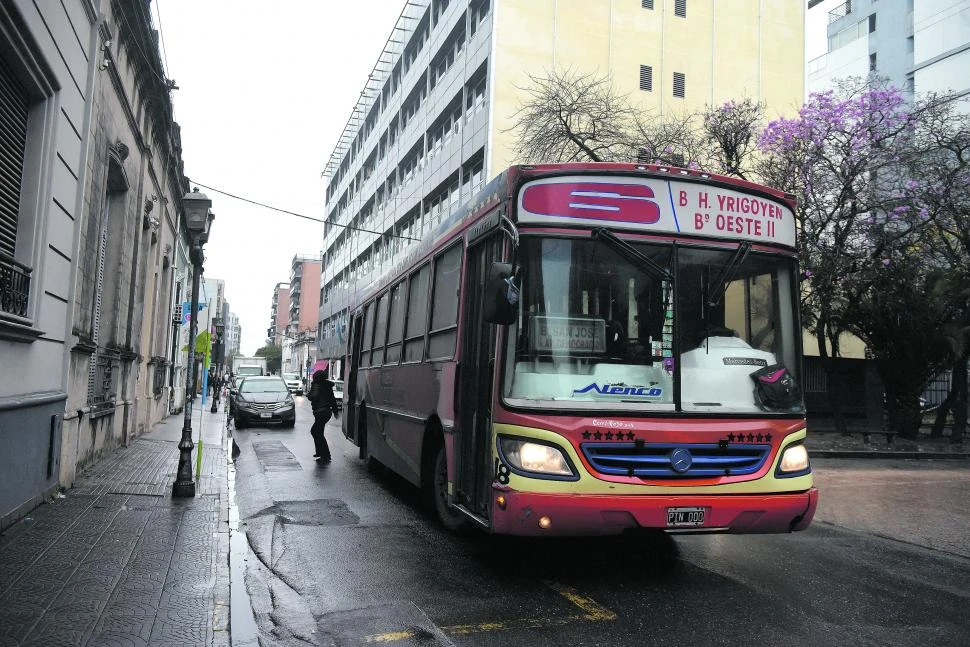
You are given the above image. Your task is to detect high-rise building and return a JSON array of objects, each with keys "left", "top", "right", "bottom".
[
  {"left": 808, "top": 0, "right": 970, "bottom": 99},
  {"left": 286, "top": 256, "right": 322, "bottom": 376},
  {"left": 268, "top": 282, "right": 290, "bottom": 348},
  {"left": 318, "top": 0, "right": 805, "bottom": 360},
  {"left": 227, "top": 312, "right": 241, "bottom": 357}
]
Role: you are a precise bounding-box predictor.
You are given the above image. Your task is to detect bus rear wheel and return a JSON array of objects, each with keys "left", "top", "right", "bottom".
[{"left": 430, "top": 444, "right": 468, "bottom": 532}]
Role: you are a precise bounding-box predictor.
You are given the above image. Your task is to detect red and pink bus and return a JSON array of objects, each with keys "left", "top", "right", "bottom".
[{"left": 341, "top": 163, "right": 818, "bottom": 536}]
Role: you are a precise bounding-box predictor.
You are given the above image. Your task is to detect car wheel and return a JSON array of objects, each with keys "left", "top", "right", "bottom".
[
  {"left": 282, "top": 418, "right": 295, "bottom": 428},
  {"left": 234, "top": 418, "right": 245, "bottom": 429}
]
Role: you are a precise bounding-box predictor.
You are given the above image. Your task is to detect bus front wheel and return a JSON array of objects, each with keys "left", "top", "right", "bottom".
[{"left": 431, "top": 444, "right": 468, "bottom": 532}]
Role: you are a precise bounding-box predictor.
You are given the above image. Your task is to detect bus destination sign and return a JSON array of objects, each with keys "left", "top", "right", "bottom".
[
  {"left": 531, "top": 316, "right": 606, "bottom": 354},
  {"left": 518, "top": 175, "right": 796, "bottom": 248}
]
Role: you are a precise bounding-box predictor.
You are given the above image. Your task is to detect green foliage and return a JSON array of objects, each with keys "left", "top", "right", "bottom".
[{"left": 255, "top": 344, "right": 282, "bottom": 374}]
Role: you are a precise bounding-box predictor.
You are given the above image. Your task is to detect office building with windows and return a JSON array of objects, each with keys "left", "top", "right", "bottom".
[
  {"left": 808, "top": 0, "right": 970, "bottom": 99},
  {"left": 317, "top": 0, "right": 805, "bottom": 360}
]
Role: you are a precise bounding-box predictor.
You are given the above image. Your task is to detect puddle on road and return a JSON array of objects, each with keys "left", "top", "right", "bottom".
[{"left": 228, "top": 442, "right": 260, "bottom": 646}]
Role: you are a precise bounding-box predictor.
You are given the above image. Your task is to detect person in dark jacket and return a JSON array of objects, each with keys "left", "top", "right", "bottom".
[{"left": 308, "top": 370, "right": 339, "bottom": 463}]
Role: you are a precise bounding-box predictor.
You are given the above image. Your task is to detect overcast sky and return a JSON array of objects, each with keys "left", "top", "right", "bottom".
[{"left": 155, "top": 1, "right": 405, "bottom": 355}]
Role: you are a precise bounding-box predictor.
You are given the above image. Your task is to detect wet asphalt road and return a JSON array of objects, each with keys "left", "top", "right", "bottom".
[{"left": 229, "top": 398, "right": 970, "bottom": 646}]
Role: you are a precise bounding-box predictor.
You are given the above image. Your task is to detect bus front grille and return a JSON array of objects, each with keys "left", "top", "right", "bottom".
[{"left": 580, "top": 442, "right": 771, "bottom": 478}]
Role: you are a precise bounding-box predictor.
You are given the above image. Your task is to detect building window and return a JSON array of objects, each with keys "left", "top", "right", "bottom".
[
  {"left": 675, "top": 0, "right": 686, "bottom": 18},
  {"left": 869, "top": 52, "right": 877, "bottom": 71},
  {"left": 642, "top": 0, "right": 654, "bottom": 8},
  {"left": 470, "top": 0, "right": 490, "bottom": 36},
  {"left": 868, "top": 13, "right": 876, "bottom": 32},
  {"left": 0, "top": 58, "right": 27, "bottom": 262},
  {"left": 673, "top": 72, "right": 686, "bottom": 98},
  {"left": 0, "top": 35, "right": 56, "bottom": 328},
  {"left": 639, "top": 65, "right": 653, "bottom": 91}
]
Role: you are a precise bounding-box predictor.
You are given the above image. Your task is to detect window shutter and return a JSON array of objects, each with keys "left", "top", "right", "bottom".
[
  {"left": 0, "top": 58, "right": 28, "bottom": 259},
  {"left": 675, "top": 0, "right": 687, "bottom": 17},
  {"left": 642, "top": 0, "right": 654, "bottom": 8},
  {"left": 673, "top": 72, "right": 686, "bottom": 98},
  {"left": 639, "top": 65, "right": 653, "bottom": 91}
]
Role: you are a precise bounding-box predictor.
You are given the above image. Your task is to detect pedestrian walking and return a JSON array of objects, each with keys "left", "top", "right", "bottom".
[{"left": 307, "top": 370, "right": 339, "bottom": 463}]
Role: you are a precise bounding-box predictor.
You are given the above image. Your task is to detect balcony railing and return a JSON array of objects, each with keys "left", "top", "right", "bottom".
[
  {"left": 829, "top": 0, "right": 851, "bottom": 23},
  {"left": 1, "top": 252, "right": 31, "bottom": 318}
]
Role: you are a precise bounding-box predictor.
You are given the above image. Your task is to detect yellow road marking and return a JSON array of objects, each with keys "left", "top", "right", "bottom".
[
  {"left": 543, "top": 580, "right": 618, "bottom": 621},
  {"left": 363, "top": 580, "right": 616, "bottom": 643}
]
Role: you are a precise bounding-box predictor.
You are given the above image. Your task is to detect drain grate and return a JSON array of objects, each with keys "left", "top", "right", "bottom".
[{"left": 252, "top": 440, "right": 303, "bottom": 472}]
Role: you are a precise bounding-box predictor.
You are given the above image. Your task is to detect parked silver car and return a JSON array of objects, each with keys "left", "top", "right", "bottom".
[{"left": 282, "top": 373, "right": 303, "bottom": 395}]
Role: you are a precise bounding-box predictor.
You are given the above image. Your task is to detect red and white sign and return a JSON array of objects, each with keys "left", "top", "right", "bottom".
[{"left": 517, "top": 176, "right": 796, "bottom": 248}]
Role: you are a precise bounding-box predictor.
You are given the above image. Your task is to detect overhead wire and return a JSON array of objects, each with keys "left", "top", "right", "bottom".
[
  {"left": 187, "top": 181, "right": 421, "bottom": 241},
  {"left": 148, "top": 0, "right": 171, "bottom": 76}
]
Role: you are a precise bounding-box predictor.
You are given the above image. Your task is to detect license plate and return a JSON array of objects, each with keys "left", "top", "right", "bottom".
[
  {"left": 667, "top": 507, "right": 705, "bottom": 527},
  {"left": 259, "top": 412, "right": 272, "bottom": 419}
]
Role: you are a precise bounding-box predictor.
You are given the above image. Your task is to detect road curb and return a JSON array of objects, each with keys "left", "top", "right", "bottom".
[{"left": 811, "top": 450, "right": 970, "bottom": 459}]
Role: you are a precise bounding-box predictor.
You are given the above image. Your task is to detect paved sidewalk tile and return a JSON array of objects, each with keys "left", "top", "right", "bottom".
[{"left": 0, "top": 410, "right": 230, "bottom": 647}]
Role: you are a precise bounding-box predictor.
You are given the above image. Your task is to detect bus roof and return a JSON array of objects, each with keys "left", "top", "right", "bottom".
[{"left": 353, "top": 164, "right": 796, "bottom": 302}]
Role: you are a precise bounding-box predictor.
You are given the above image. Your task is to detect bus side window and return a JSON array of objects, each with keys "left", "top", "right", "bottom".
[
  {"left": 428, "top": 243, "right": 463, "bottom": 359},
  {"left": 385, "top": 280, "right": 406, "bottom": 364},
  {"left": 404, "top": 264, "right": 431, "bottom": 362},
  {"left": 361, "top": 302, "right": 375, "bottom": 367},
  {"left": 372, "top": 293, "right": 389, "bottom": 365}
]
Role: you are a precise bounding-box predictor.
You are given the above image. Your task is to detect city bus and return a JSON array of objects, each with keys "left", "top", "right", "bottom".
[{"left": 341, "top": 163, "right": 818, "bottom": 536}]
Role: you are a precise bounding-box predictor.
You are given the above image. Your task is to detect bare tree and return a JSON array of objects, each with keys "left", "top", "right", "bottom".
[
  {"left": 701, "top": 99, "right": 765, "bottom": 180},
  {"left": 509, "top": 68, "right": 639, "bottom": 163},
  {"left": 509, "top": 69, "right": 766, "bottom": 178},
  {"left": 631, "top": 111, "right": 705, "bottom": 168}
]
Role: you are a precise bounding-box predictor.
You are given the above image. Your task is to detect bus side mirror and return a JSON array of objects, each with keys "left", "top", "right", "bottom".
[{"left": 483, "top": 262, "right": 518, "bottom": 325}]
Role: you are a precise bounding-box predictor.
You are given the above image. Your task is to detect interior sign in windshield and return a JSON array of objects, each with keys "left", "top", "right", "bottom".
[{"left": 531, "top": 316, "right": 606, "bottom": 354}]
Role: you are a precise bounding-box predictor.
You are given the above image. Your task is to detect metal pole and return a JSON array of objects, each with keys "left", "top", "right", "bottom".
[
  {"left": 168, "top": 282, "right": 182, "bottom": 414},
  {"left": 173, "top": 244, "right": 202, "bottom": 497}
]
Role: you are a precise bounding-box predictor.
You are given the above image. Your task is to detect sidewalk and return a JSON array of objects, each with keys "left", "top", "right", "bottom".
[
  {"left": 0, "top": 402, "right": 231, "bottom": 646},
  {"left": 806, "top": 424, "right": 970, "bottom": 459}
]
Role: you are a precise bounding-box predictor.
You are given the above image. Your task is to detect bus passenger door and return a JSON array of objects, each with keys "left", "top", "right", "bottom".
[
  {"left": 456, "top": 231, "right": 503, "bottom": 520},
  {"left": 344, "top": 311, "right": 365, "bottom": 456}
]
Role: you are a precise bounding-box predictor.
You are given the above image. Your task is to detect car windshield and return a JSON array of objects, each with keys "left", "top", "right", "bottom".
[
  {"left": 283, "top": 374, "right": 299, "bottom": 381},
  {"left": 240, "top": 378, "right": 287, "bottom": 394},
  {"left": 333, "top": 380, "right": 344, "bottom": 391},
  {"left": 501, "top": 236, "right": 802, "bottom": 414}
]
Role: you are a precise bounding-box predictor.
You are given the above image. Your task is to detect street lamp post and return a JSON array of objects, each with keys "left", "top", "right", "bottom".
[{"left": 173, "top": 188, "right": 214, "bottom": 498}]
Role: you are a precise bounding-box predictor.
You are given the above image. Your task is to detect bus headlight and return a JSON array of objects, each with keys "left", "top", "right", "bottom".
[
  {"left": 499, "top": 437, "right": 575, "bottom": 478},
  {"left": 779, "top": 444, "right": 809, "bottom": 473}
]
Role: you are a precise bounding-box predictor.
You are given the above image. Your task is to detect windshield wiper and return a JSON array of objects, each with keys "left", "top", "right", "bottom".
[
  {"left": 592, "top": 229, "right": 671, "bottom": 281},
  {"left": 706, "top": 242, "right": 751, "bottom": 307}
]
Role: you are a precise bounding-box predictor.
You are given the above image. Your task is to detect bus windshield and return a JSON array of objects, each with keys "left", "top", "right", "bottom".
[{"left": 501, "top": 235, "right": 802, "bottom": 414}]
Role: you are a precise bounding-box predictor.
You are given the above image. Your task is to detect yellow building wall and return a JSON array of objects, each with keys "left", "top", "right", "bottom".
[
  {"left": 488, "top": 0, "right": 806, "bottom": 172},
  {"left": 802, "top": 330, "right": 868, "bottom": 360}
]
